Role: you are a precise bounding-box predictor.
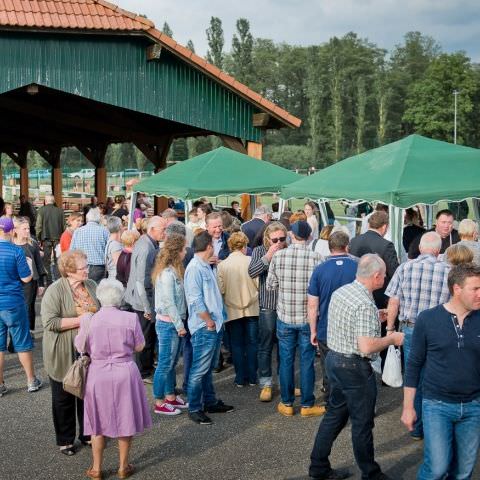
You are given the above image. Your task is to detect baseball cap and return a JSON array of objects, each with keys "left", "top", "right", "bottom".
[
  {"left": 290, "top": 220, "right": 312, "bottom": 240},
  {"left": 0, "top": 217, "right": 14, "bottom": 233}
]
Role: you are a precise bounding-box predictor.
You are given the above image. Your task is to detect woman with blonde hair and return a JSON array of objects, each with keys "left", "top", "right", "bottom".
[
  {"left": 41, "top": 250, "right": 100, "bottom": 456},
  {"left": 151, "top": 233, "right": 189, "bottom": 415},
  {"left": 2, "top": 202, "right": 14, "bottom": 218},
  {"left": 248, "top": 222, "right": 287, "bottom": 400},
  {"left": 13, "top": 217, "right": 46, "bottom": 331},
  {"left": 445, "top": 243, "right": 474, "bottom": 266},
  {"left": 116, "top": 230, "right": 140, "bottom": 288},
  {"left": 59, "top": 212, "right": 83, "bottom": 253},
  {"left": 218, "top": 231, "right": 259, "bottom": 387}
]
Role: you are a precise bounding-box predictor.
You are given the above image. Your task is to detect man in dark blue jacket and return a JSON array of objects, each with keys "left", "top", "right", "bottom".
[
  {"left": 402, "top": 264, "right": 480, "bottom": 480},
  {"left": 241, "top": 205, "right": 272, "bottom": 248}
]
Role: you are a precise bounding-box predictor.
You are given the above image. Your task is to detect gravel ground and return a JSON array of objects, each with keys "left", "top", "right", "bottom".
[{"left": 1, "top": 315, "right": 478, "bottom": 480}]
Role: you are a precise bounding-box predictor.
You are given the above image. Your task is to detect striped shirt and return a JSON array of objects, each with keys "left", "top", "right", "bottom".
[
  {"left": 384, "top": 254, "right": 450, "bottom": 323},
  {"left": 266, "top": 243, "right": 322, "bottom": 324},
  {"left": 0, "top": 239, "right": 31, "bottom": 310},
  {"left": 248, "top": 245, "right": 278, "bottom": 310},
  {"left": 70, "top": 221, "right": 109, "bottom": 266},
  {"left": 327, "top": 280, "right": 380, "bottom": 359}
]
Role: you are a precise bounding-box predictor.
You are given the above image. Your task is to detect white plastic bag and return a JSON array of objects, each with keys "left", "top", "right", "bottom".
[{"left": 381, "top": 345, "right": 403, "bottom": 387}]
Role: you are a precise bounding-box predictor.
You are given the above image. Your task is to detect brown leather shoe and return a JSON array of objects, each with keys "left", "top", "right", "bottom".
[
  {"left": 259, "top": 386, "right": 272, "bottom": 402},
  {"left": 117, "top": 464, "right": 134, "bottom": 479},
  {"left": 301, "top": 405, "right": 327, "bottom": 417},
  {"left": 277, "top": 402, "right": 294, "bottom": 416}
]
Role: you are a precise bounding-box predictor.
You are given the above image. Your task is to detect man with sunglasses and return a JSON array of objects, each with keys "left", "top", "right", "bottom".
[
  {"left": 402, "top": 264, "right": 480, "bottom": 480},
  {"left": 249, "top": 222, "right": 288, "bottom": 402},
  {"left": 308, "top": 231, "right": 358, "bottom": 402}
]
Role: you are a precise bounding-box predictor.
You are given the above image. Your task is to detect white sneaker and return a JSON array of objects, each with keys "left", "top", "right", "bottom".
[
  {"left": 27, "top": 376, "right": 43, "bottom": 393},
  {"left": 0, "top": 383, "right": 7, "bottom": 397}
]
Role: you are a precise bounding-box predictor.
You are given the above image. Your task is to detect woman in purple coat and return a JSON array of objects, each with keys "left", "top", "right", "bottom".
[{"left": 75, "top": 278, "right": 152, "bottom": 479}]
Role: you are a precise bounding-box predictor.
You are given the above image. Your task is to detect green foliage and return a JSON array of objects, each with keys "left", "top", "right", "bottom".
[
  {"left": 206, "top": 17, "right": 224, "bottom": 69},
  {"left": 186, "top": 40, "right": 195, "bottom": 53},
  {"left": 403, "top": 52, "right": 477, "bottom": 143},
  {"left": 263, "top": 145, "right": 312, "bottom": 170},
  {"left": 162, "top": 22, "right": 173, "bottom": 38},
  {"left": 228, "top": 18, "right": 254, "bottom": 85}
]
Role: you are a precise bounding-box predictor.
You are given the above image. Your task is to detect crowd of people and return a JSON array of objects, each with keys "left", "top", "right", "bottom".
[{"left": 1, "top": 193, "right": 480, "bottom": 480}]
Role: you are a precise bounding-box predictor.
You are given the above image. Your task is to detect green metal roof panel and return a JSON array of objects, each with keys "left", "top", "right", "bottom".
[{"left": 0, "top": 32, "right": 263, "bottom": 142}]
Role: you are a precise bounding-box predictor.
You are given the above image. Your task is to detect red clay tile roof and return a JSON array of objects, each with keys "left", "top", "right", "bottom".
[{"left": 0, "top": 0, "right": 302, "bottom": 129}]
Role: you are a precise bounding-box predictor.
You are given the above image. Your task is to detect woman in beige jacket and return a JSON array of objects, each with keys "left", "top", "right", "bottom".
[{"left": 217, "top": 232, "right": 259, "bottom": 387}]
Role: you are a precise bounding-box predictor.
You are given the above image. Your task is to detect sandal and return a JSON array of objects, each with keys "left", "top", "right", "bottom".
[
  {"left": 60, "top": 445, "right": 76, "bottom": 456},
  {"left": 117, "top": 464, "right": 134, "bottom": 479},
  {"left": 86, "top": 468, "right": 102, "bottom": 479}
]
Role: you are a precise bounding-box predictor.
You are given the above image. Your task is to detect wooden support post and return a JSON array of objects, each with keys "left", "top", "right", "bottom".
[
  {"left": 37, "top": 148, "right": 63, "bottom": 207},
  {"left": 134, "top": 137, "right": 173, "bottom": 215},
  {"left": 242, "top": 141, "right": 264, "bottom": 221},
  {"left": 18, "top": 151, "right": 29, "bottom": 200},
  {"left": 77, "top": 145, "right": 108, "bottom": 204}
]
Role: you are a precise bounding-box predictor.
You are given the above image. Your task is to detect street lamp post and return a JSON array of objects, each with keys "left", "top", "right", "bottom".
[{"left": 453, "top": 90, "right": 459, "bottom": 144}]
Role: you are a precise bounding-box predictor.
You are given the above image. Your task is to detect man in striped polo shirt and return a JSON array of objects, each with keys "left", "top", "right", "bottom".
[{"left": 0, "top": 217, "right": 42, "bottom": 397}]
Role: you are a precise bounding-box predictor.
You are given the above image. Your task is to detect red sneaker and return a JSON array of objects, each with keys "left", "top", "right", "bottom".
[
  {"left": 154, "top": 403, "right": 181, "bottom": 416},
  {"left": 165, "top": 396, "right": 189, "bottom": 410}
]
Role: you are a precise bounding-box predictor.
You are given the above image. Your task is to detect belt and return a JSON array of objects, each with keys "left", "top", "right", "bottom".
[
  {"left": 331, "top": 351, "right": 370, "bottom": 362},
  {"left": 400, "top": 320, "right": 415, "bottom": 328},
  {"left": 91, "top": 357, "right": 132, "bottom": 364}
]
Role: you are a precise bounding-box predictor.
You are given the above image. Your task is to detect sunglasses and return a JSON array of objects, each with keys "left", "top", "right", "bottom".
[{"left": 271, "top": 236, "right": 286, "bottom": 244}]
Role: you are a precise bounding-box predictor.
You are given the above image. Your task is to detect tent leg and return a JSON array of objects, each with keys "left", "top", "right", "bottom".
[
  {"left": 318, "top": 200, "right": 328, "bottom": 228},
  {"left": 128, "top": 192, "right": 137, "bottom": 230}
]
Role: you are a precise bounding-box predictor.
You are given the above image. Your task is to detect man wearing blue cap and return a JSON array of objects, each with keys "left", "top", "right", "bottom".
[
  {"left": 0, "top": 217, "right": 42, "bottom": 397},
  {"left": 267, "top": 220, "right": 324, "bottom": 417}
]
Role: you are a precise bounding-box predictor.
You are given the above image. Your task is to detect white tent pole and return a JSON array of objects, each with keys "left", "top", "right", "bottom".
[
  {"left": 128, "top": 192, "right": 138, "bottom": 230},
  {"left": 389, "top": 205, "right": 404, "bottom": 263},
  {"left": 317, "top": 199, "right": 328, "bottom": 227}
]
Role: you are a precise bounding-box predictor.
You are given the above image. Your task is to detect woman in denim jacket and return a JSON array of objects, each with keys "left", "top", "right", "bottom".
[{"left": 151, "top": 234, "right": 188, "bottom": 415}]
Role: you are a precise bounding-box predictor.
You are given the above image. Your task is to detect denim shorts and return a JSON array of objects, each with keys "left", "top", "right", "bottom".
[{"left": 0, "top": 304, "right": 33, "bottom": 353}]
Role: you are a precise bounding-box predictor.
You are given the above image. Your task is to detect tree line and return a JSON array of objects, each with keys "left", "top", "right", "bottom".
[{"left": 3, "top": 20, "right": 480, "bottom": 173}]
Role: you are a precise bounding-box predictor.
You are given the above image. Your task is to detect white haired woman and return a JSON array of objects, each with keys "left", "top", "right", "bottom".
[
  {"left": 458, "top": 219, "right": 480, "bottom": 265},
  {"left": 105, "top": 216, "right": 124, "bottom": 279},
  {"left": 75, "top": 279, "right": 152, "bottom": 479}
]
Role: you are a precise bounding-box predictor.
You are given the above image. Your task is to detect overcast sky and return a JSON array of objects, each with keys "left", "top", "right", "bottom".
[{"left": 119, "top": 0, "right": 480, "bottom": 61}]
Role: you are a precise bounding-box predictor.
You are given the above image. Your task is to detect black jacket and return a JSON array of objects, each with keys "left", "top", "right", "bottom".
[
  {"left": 241, "top": 218, "right": 266, "bottom": 249},
  {"left": 349, "top": 230, "right": 399, "bottom": 308},
  {"left": 408, "top": 228, "right": 460, "bottom": 259}
]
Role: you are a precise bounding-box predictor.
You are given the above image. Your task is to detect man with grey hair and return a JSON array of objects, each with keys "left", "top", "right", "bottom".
[
  {"left": 125, "top": 216, "right": 166, "bottom": 381},
  {"left": 309, "top": 253, "right": 404, "bottom": 480},
  {"left": 35, "top": 194, "right": 65, "bottom": 285},
  {"left": 385, "top": 231, "right": 451, "bottom": 440},
  {"left": 71, "top": 207, "right": 109, "bottom": 282},
  {"left": 241, "top": 205, "right": 272, "bottom": 248},
  {"left": 105, "top": 216, "right": 123, "bottom": 279}
]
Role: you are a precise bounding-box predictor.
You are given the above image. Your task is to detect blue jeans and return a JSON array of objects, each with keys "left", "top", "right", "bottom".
[
  {"left": 0, "top": 304, "right": 32, "bottom": 353},
  {"left": 226, "top": 316, "right": 258, "bottom": 385},
  {"left": 276, "top": 320, "right": 315, "bottom": 407},
  {"left": 309, "top": 351, "right": 381, "bottom": 480},
  {"left": 418, "top": 398, "right": 480, "bottom": 480},
  {"left": 258, "top": 308, "right": 278, "bottom": 387},
  {"left": 403, "top": 324, "right": 423, "bottom": 437},
  {"left": 187, "top": 327, "right": 222, "bottom": 413},
  {"left": 153, "top": 321, "right": 183, "bottom": 399}
]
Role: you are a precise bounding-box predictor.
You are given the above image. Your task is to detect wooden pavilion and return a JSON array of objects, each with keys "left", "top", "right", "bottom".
[{"left": 0, "top": 0, "right": 301, "bottom": 212}]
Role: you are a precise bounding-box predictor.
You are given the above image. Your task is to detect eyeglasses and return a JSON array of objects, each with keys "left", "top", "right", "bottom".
[{"left": 271, "top": 236, "right": 286, "bottom": 244}]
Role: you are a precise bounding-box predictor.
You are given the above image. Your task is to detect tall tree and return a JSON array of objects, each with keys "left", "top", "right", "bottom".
[
  {"left": 186, "top": 40, "right": 195, "bottom": 53},
  {"left": 403, "top": 52, "right": 476, "bottom": 143},
  {"left": 162, "top": 22, "right": 173, "bottom": 38},
  {"left": 206, "top": 17, "right": 224, "bottom": 69},
  {"left": 230, "top": 18, "right": 254, "bottom": 85}
]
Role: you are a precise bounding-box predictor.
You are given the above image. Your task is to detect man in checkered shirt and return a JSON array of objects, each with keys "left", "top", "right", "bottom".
[
  {"left": 309, "top": 254, "right": 404, "bottom": 480},
  {"left": 385, "top": 231, "right": 450, "bottom": 441},
  {"left": 266, "top": 220, "right": 324, "bottom": 418}
]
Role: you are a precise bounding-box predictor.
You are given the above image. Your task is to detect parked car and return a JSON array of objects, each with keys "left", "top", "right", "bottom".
[
  {"left": 110, "top": 168, "right": 140, "bottom": 178},
  {"left": 68, "top": 168, "right": 95, "bottom": 180}
]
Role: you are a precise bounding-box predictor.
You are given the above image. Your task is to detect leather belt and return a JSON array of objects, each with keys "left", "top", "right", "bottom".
[{"left": 400, "top": 320, "right": 415, "bottom": 328}]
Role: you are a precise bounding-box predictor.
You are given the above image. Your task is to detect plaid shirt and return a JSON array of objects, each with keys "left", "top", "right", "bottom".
[
  {"left": 70, "top": 221, "right": 109, "bottom": 266},
  {"left": 385, "top": 254, "right": 450, "bottom": 323},
  {"left": 266, "top": 243, "right": 322, "bottom": 324},
  {"left": 327, "top": 280, "right": 380, "bottom": 359}
]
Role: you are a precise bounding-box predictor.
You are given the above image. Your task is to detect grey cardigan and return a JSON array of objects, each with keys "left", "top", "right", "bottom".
[
  {"left": 124, "top": 234, "right": 159, "bottom": 314},
  {"left": 41, "top": 278, "right": 99, "bottom": 382}
]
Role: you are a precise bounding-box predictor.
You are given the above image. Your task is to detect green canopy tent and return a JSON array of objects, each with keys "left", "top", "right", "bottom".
[
  {"left": 130, "top": 146, "right": 300, "bottom": 226},
  {"left": 281, "top": 134, "right": 480, "bottom": 256}
]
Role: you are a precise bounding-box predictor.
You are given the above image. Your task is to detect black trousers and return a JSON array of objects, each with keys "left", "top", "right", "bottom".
[
  {"left": 134, "top": 310, "right": 157, "bottom": 377},
  {"left": 42, "top": 240, "right": 59, "bottom": 286},
  {"left": 88, "top": 265, "right": 106, "bottom": 283},
  {"left": 23, "top": 280, "right": 38, "bottom": 331},
  {"left": 50, "top": 377, "right": 90, "bottom": 446}
]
